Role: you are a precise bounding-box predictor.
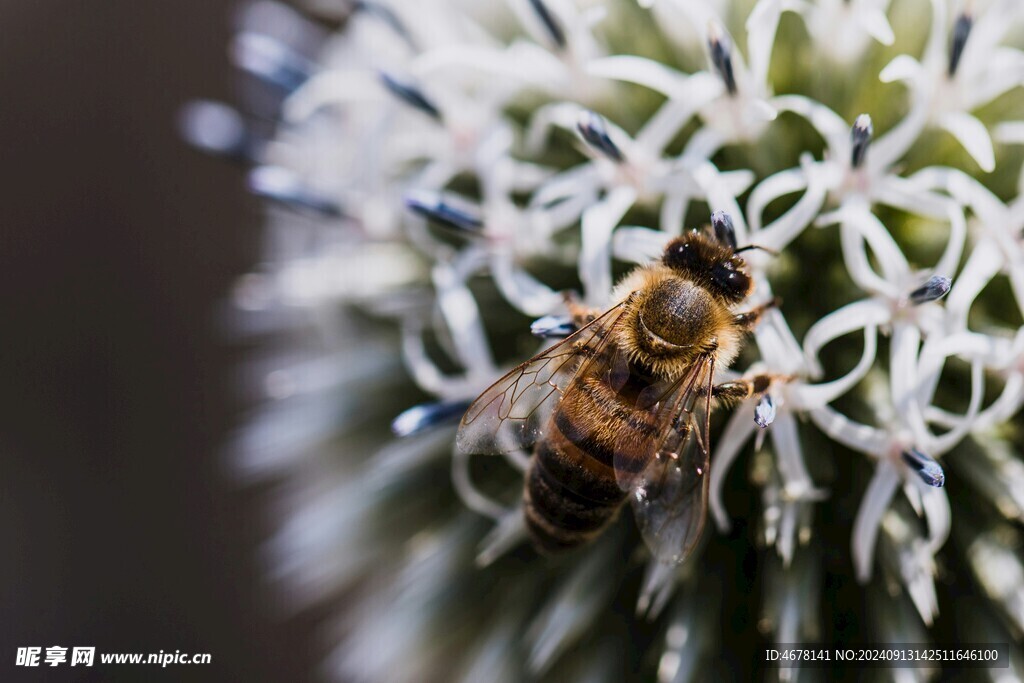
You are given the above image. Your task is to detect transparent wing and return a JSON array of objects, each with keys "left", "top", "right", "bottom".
[
  {"left": 456, "top": 303, "right": 627, "bottom": 455},
  {"left": 615, "top": 355, "right": 715, "bottom": 564}
]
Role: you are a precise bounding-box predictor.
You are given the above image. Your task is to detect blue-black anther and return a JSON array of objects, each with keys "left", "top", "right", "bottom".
[
  {"left": 577, "top": 110, "right": 625, "bottom": 163},
  {"left": 379, "top": 71, "right": 443, "bottom": 120},
  {"left": 850, "top": 114, "right": 873, "bottom": 169},
  {"left": 708, "top": 24, "right": 737, "bottom": 95},
  {"left": 901, "top": 448, "right": 946, "bottom": 487},
  {"left": 710, "top": 210, "right": 738, "bottom": 251},
  {"left": 531, "top": 315, "right": 576, "bottom": 338},
  {"left": 528, "top": 0, "right": 567, "bottom": 49},
  {"left": 392, "top": 400, "right": 472, "bottom": 437},
  {"left": 754, "top": 394, "right": 777, "bottom": 428},
  {"left": 404, "top": 190, "right": 484, "bottom": 233},
  {"left": 908, "top": 275, "right": 952, "bottom": 305},
  {"left": 233, "top": 32, "right": 315, "bottom": 93},
  {"left": 948, "top": 13, "right": 973, "bottom": 77}
]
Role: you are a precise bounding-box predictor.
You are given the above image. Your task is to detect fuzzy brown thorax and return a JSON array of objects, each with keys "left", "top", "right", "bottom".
[{"left": 612, "top": 264, "right": 742, "bottom": 380}]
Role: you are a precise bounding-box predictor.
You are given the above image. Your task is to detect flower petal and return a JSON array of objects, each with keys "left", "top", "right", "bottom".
[
  {"left": 580, "top": 187, "right": 637, "bottom": 305},
  {"left": 937, "top": 111, "right": 996, "bottom": 173},
  {"left": 709, "top": 400, "right": 757, "bottom": 532},
  {"left": 851, "top": 460, "right": 900, "bottom": 582},
  {"left": 857, "top": 6, "right": 895, "bottom": 46}
]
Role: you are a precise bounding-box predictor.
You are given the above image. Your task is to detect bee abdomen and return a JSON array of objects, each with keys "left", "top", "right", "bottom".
[
  {"left": 524, "top": 450, "right": 621, "bottom": 552},
  {"left": 523, "top": 374, "right": 656, "bottom": 552},
  {"left": 554, "top": 377, "right": 655, "bottom": 474}
]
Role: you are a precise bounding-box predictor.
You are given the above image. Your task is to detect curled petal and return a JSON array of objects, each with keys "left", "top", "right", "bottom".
[
  {"left": 526, "top": 541, "right": 619, "bottom": 674},
  {"left": 580, "top": 187, "right": 637, "bottom": 305},
  {"left": 844, "top": 203, "right": 910, "bottom": 288},
  {"left": 586, "top": 55, "right": 712, "bottom": 100},
  {"left": 796, "top": 324, "right": 878, "bottom": 408},
  {"left": 808, "top": 405, "right": 887, "bottom": 456},
  {"left": 943, "top": 239, "right": 1004, "bottom": 333},
  {"left": 878, "top": 54, "right": 921, "bottom": 83},
  {"left": 612, "top": 226, "right": 672, "bottom": 265},
  {"left": 852, "top": 460, "right": 900, "bottom": 582},
  {"left": 710, "top": 400, "right": 757, "bottom": 532},
  {"left": 433, "top": 257, "right": 497, "bottom": 379},
  {"left": 927, "top": 358, "right": 985, "bottom": 456},
  {"left": 636, "top": 90, "right": 720, "bottom": 154},
  {"left": 526, "top": 102, "right": 590, "bottom": 155},
  {"left": 921, "top": 486, "right": 951, "bottom": 555},
  {"left": 858, "top": 6, "right": 895, "bottom": 46},
  {"left": 771, "top": 95, "right": 851, "bottom": 153},
  {"left": 937, "top": 111, "right": 996, "bottom": 173},
  {"left": 770, "top": 411, "right": 822, "bottom": 502},
  {"left": 745, "top": 0, "right": 787, "bottom": 91},
  {"left": 803, "top": 299, "right": 889, "bottom": 378},
  {"left": 490, "top": 253, "right": 563, "bottom": 316},
  {"left": 751, "top": 169, "right": 827, "bottom": 252},
  {"left": 476, "top": 509, "right": 528, "bottom": 567},
  {"left": 452, "top": 447, "right": 510, "bottom": 522},
  {"left": 915, "top": 331, "right": 1004, "bottom": 406},
  {"left": 746, "top": 166, "right": 808, "bottom": 234},
  {"left": 994, "top": 121, "right": 1024, "bottom": 144}
]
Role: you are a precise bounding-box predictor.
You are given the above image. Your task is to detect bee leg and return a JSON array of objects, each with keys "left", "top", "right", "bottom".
[
  {"left": 733, "top": 297, "right": 781, "bottom": 332},
  {"left": 563, "top": 292, "right": 603, "bottom": 328},
  {"left": 712, "top": 374, "right": 773, "bottom": 405}
]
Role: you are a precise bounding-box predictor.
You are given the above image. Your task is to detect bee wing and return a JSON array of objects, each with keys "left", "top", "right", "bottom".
[
  {"left": 615, "top": 355, "right": 715, "bottom": 564},
  {"left": 456, "top": 303, "right": 627, "bottom": 455}
]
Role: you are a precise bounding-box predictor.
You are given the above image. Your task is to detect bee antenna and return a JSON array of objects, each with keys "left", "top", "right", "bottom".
[{"left": 733, "top": 244, "right": 777, "bottom": 256}]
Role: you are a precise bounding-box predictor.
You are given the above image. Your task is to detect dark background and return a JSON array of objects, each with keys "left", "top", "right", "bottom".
[{"left": 1, "top": 2, "right": 313, "bottom": 680}]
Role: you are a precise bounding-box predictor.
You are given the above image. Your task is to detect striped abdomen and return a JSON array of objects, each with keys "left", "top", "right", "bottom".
[{"left": 524, "top": 366, "right": 659, "bottom": 553}]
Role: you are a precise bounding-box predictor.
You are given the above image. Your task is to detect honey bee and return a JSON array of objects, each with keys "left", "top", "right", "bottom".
[{"left": 457, "top": 212, "right": 778, "bottom": 564}]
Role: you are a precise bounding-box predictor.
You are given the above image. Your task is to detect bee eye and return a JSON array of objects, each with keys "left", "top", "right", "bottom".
[
  {"left": 664, "top": 241, "right": 698, "bottom": 272},
  {"left": 711, "top": 264, "right": 750, "bottom": 301}
]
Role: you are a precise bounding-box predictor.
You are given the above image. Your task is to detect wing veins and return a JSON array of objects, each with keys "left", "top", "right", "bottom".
[{"left": 456, "top": 302, "right": 627, "bottom": 455}]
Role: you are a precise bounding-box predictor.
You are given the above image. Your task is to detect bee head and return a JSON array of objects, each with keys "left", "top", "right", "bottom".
[{"left": 662, "top": 232, "right": 751, "bottom": 303}]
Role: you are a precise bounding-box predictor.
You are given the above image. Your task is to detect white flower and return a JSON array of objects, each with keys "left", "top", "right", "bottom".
[
  {"left": 595, "top": 1, "right": 780, "bottom": 150},
  {"left": 192, "top": 0, "right": 1024, "bottom": 678},
  {"left": 796, "top": 0, "right": 895, "bottom": 62},
  {"left": 528, "top": 105, "right": 754, "bottom": 304},
  {"left": 878, "top": 0, "right": 1024, "bottom": 173}
]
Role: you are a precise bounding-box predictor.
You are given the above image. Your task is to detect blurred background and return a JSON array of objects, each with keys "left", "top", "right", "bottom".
[{"left": 0, "top": 2, "right": 314, "bottom": 680}]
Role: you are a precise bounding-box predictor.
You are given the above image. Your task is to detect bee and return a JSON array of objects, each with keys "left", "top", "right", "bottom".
[{"left": 456, "top": 212, "right": 777, "bottom": 564}]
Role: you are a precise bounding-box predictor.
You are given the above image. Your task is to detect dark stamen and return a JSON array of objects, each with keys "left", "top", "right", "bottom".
[
  {"left": 528, "top": 0, "right": 567, "bottom": 50},
  {"left": 232, "top": 32, "right": 315, "bottom": 93},
  {"left": 948, "top": 12, "right": 973, "bottom": 77},
  {"left": 355, "top": 1, "right": 416, "bottom": 48},
  {"left": 577, "top": 110, "right": 625, "bottom": 163},
  {"left": 404, "top": 190, "right": 484, "bottom": 233},
  {"left": 379, "top": 71, "right": 443, "bottom": 121},
  {"left": 708, "top": 23, "right": 737, "bottom": 95},
  {"left": 754, "top": 394, "right": 776, "bottom": 428},
  {"left": 908, "top": 275, "right": 952, "bottom": 305},
  {"left": 710, "top": 210, "right": 738, "bottom": 250},
  {"left": 392, "top": 400, "right": 472, "bottom": 437},
  {"left": 178, "top": 100, "right": 255, "bottom": 162},
  {"left": 901, "top": 448, "right": 946, "bottom": 487},
  {"left": 850, "top": 114, "right": 873, "bottom": 169},
  {"left": 248, "top": 166, "right": 343, "bottom": 217},
  {"left": 531, "top": 315, "right": 576, "bottom": 338}
]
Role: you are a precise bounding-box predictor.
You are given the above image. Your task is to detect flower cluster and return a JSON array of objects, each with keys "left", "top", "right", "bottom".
[{"left": 185, "top": 0, "right": 1024, "bottom": 679}]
